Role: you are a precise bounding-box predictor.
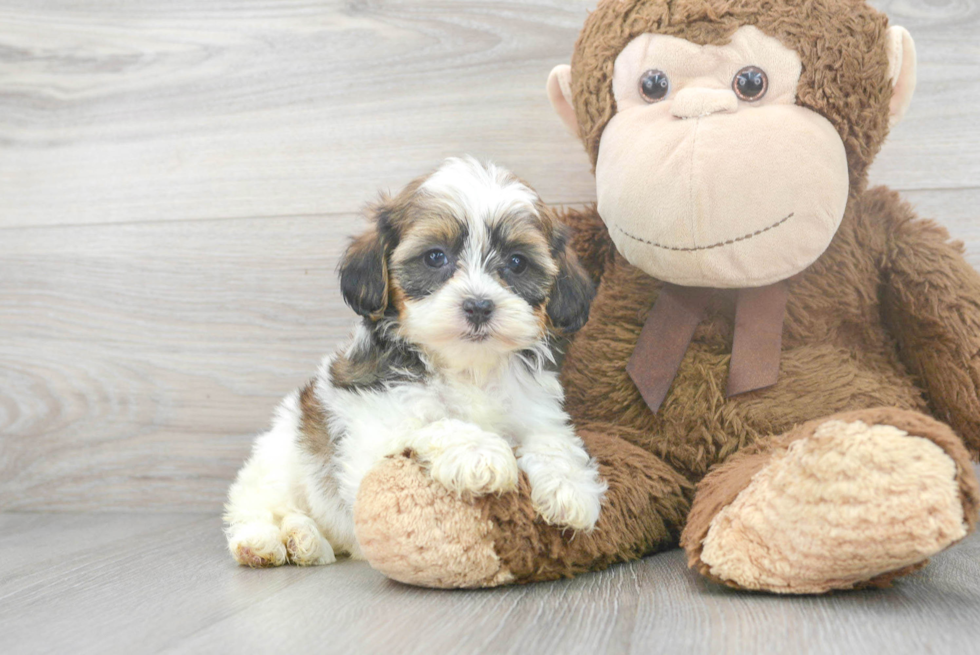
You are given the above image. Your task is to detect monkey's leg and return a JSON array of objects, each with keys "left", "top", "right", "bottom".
[
  {"left": 352, "top": 423, "right": 693, "bottom": 588},
  {"left": 681, "top": 407, "right": 980, "bottom": 594}
]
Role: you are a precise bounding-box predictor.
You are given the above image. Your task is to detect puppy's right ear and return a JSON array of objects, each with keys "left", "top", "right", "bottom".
[{"left": 339, "top": 205, "right": 395, "bottom": 320}]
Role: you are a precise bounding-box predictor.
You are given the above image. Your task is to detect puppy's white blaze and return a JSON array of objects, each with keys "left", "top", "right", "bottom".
[
  {"left": 461, "top": 231, "right": 488, "bottom": 274},
  {"left": 422, "top": 156, "right": 539, "bottom": 228}
]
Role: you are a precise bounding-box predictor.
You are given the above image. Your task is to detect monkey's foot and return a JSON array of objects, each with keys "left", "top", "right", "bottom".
[{"left": 682, "top": 408, "right": 979, "bottom": 594}]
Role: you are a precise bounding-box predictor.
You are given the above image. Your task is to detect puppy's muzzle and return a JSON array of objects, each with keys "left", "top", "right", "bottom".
[{"left": 462, "top": 297, "right": 494, "bottom": 327}]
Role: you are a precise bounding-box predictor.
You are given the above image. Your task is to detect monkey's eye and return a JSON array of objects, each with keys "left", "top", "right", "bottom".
[
  {"left": 423, "top": 249, "right": 449, "bottom": 268},
  {"left": 733, "top": 66, "right": 768, "bottom": 101},
  {"left": 639, "top": 69, "right": 670, "bottom": 103},
  {"left": 506, "top": 254, "right": 528, "bottom": 275}
]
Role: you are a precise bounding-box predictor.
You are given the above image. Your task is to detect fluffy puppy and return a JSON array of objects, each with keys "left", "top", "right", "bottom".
[{"left": 224, "top": 157, "right": 604, "bottom": 567}]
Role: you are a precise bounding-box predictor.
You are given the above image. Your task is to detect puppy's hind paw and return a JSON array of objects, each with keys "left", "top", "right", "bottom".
[
  {"left": 228, "top": 523, "right": 287, "bottom": 568},
  {"left": 281, "top": 514, "right": 336, "bottom": 566}
]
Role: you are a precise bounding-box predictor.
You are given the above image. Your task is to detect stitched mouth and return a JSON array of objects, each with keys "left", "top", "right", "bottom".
[{"left": 614, "top": 212, "right": 795, "bottom": 253}]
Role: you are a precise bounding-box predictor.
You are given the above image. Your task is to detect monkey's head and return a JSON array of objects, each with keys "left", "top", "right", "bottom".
[{"left": 547, "top": 0, "right": 916, "bottom": 288}]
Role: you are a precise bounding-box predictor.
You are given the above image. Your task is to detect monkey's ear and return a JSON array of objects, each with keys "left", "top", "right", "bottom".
[
  {"left": 546, "top": 225, "right": 595, "bottom": 334},
  {"left": 547, "top": 64, "right": 580, "bottom": 138},
  {"left": 339, "top": 215, "right": 392, "bottom": 320},
  {"left": 886, "top": 26, "right": 916, "bottom": 128}
]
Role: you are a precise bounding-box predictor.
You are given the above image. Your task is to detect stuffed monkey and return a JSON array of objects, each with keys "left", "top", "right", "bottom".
[{"left": 352, "top": 0, "right": 980, "bottom": 593}]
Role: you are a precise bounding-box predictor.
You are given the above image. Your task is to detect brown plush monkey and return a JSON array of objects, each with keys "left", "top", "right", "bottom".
[{"left": 352, "top": 0, "right": 980, "bottom": 593}]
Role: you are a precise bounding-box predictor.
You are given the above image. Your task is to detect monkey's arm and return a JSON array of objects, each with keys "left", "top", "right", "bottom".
[
  {"left": 353, "top": 421, "right": 693, "bottom": 587},
  {"left": 875, "top": 187, "right": 980, "bottom": 457},
  {"left": 557, "top": 204, "right": 615, "bottom": 285}
]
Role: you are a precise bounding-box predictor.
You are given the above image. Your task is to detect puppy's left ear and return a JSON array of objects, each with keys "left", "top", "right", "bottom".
[
  {"left": 546, "top": 224, "right": 595, "bottom": 334},
  {"left": 339, "top": 203, "right": 396, "bottom": 320}
]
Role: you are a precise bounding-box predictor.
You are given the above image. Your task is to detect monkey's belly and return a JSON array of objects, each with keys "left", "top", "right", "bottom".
[{"left": 564, "top": 340, "right": 928, "bottom": 480}]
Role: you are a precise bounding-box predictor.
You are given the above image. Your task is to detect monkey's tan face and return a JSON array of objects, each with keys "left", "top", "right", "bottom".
[{"left": 595, "top": 26, "right": 849, "bottom": 288}]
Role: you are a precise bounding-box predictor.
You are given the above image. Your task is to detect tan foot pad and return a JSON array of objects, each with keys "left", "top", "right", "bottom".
[
  {"left": 700, "top": 420, "right": 968, "bottom": 594},
  {"left": 354, "top": 455, "right": 514, "bottom": 589}
]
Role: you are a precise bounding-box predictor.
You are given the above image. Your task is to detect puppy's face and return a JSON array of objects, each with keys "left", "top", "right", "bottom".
[{"left": 339, "top": 158, "right": 594, "bottom": 369}]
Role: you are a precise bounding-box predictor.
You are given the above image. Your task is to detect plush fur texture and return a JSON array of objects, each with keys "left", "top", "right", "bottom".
[
  {"left": 357, "top": 422, "right": 694, "bottom": 586},
  {"left": 355, "top": 455, "right": 516, "bottom": 588},
  {"left": 349, "top": 0, "right": 980, "bottom": 593},
  {"left": 224, "top": 158, "right": 605, "bottom": 567},
  {"left": 695, "top": 414, "right": 971, "bottom": 593},
  {"left": 682, "top": 408, "right": 979, "bottom": 592}
]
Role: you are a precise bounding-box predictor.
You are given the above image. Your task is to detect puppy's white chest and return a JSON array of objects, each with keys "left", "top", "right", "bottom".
[{"left": 436, "top": 379, "right": 514, "bottom": 438}]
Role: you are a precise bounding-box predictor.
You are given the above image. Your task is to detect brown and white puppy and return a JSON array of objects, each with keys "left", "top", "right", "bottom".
[{"left": 224, "top": 157, "right": 603, "bottom": 567}]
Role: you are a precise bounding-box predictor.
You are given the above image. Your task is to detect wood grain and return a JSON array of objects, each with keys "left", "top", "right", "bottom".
[
  {"left": 0, "top": 0, "right": 976, "bottom": 228},
  {"left": 0, "top": 0, "right": 598, "bottom": 227},
  {"left": 1, "top": 511, "right": 979, "bottom": 654},
  {"left": 0, "top": 215, "right": 359, "bottom": 511}
]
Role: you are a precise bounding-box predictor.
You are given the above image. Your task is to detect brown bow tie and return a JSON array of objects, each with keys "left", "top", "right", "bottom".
[{"left": 626, "top": 281, "right": 790, "bottom": 414}]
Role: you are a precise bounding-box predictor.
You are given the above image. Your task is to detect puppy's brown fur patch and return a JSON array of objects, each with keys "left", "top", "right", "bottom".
[
  {"left": 298, "top": 381, "right": 332, "bottom": 460},
  {"left": 328, "top": 334, "right": 427, "bottom": 392}
]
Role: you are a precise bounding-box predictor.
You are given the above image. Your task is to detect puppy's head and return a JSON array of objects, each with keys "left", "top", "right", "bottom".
[{"left": 339, "top": 157, "right": 594, "bottom": 369}]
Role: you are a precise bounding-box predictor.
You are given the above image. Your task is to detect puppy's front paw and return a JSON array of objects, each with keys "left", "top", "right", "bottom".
[
  {"left": 527, "top": 464, "right": 606, "bottom": 532},
  {"left": 419, "top": 421, "right": 518, "bottom": 497}
]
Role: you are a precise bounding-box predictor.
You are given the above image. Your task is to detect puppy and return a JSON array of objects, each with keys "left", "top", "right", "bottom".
[{"left": 224, "top": 157, "right": 604, "bottom": 567}]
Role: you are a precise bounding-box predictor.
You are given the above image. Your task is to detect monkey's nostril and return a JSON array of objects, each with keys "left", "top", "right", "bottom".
[{"left": 462, "top": 298, "right": 495, "bottom": 325}]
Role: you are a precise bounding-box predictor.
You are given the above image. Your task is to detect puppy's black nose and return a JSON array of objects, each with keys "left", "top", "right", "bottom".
[{"left": 462, "top": 297, "right": 495, "bottom": 326}]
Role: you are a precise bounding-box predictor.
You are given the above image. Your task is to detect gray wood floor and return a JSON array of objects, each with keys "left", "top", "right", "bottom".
[
  {"left": 2, "top": 507, "right": 980, "bottom": 655},
  {"left": 1, "top": 1, "right": 979, "bottom": 653}
]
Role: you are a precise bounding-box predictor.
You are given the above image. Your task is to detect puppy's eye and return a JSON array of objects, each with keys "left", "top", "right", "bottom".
[
  {"left": 733, "top": 66, "right": 768, "bottom": 101},
  {"left": 423, "top": 249, "right": 448, "bottom": 268},
  {"left": 506, "top": 254, "right": 528, "bottom": 275}
]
